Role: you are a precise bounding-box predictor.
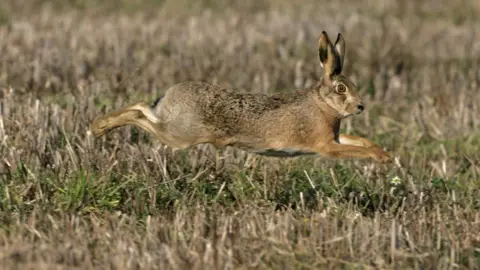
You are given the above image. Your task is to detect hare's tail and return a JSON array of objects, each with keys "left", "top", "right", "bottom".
[{"left": 151, "top": 95, "right": 163, "bottom": 108}]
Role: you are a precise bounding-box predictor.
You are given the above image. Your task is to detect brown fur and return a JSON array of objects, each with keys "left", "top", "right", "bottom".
[{"left": 91, "top": 31, "right": 391, "bottom": 163}]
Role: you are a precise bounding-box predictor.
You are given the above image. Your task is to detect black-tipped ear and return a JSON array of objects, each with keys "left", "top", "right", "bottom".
[
  {"left": 318, "top": 31, "right": 331, "bottom": 67},
  {"left": 318, "top": 31, "right": 342, "bottom": 78},
  {"left": 334, "top": 33, "right": 345, "bottom": 70}
]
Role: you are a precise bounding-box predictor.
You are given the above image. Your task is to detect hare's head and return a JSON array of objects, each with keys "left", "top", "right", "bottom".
[{"left": 316, "top": 31, "right": 364, "bottom": 118}]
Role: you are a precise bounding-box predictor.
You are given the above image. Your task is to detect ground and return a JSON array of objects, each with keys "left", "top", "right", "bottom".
[{"left": 0, "top": 0, "right": 479, "bottom": 269}]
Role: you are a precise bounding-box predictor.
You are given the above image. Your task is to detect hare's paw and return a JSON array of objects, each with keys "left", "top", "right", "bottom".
[{"left": 371, "top": 147, "right": 392, "bottom": 164}]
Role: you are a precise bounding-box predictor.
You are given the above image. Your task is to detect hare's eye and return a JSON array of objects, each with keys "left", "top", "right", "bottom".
[{"left": 336, "top": 84, "right": 347, "bottom": 93}]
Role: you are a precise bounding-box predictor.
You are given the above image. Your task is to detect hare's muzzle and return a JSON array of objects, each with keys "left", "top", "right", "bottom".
[{"left": 357, "top": 104, "right": 364, "bottom": 113}]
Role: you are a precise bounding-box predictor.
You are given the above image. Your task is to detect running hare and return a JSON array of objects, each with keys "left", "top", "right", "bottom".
[{"left": 91, "top": 31, "right": 391, "bottom": 163}]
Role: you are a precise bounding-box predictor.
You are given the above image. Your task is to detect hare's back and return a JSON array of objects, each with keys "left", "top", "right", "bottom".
[{"left": 153, "top": 81, "right": 238, "bottom": 123}]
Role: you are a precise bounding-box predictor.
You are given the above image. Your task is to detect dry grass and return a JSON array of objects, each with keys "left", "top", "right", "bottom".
[{"left": 0, "top": 0, "right": 479, "bottom": 269}]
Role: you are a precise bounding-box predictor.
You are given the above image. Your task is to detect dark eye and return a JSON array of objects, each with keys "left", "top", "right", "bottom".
[{"left": 336, "top": 84, "right": 347, "bottom": 93}]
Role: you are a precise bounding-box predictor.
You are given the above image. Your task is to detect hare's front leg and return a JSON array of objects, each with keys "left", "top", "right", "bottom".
[
  {"left": 338, "top": 134, "right": 382, "bottom": 148},
  {"left": 319, "top": 140, "right": 391, "bottom": 163}
]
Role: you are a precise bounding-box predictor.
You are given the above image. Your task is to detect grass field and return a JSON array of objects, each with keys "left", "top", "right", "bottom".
[{"left": 0, "top": 0, "right": 479, "bottom": 269}]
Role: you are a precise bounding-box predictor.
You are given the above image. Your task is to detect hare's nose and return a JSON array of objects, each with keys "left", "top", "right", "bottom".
[{"left": 357, "top": 104, "right": 365, "bottom": 111}]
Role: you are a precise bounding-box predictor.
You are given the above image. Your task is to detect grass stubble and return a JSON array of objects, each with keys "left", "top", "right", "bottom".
[{"left": 0, "top": 0, "right": 479, "bottom": 269}]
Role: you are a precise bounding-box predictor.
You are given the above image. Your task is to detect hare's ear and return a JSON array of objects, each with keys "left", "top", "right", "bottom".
[
  {"left": 334, "top": 33, "right": 345, "bottom": 70},
  {"left": 318, "top": 31, "right": 342, "bottom": 79}
]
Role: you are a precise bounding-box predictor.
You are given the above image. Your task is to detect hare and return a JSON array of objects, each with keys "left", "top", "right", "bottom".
[{"left": 91, "top": 31, "right": 391, "bottom": 163}]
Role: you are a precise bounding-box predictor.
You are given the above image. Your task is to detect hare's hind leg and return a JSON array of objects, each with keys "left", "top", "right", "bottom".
[
  {"left": 91, "top": 102, "right": 155, "bottom": 137},
  {"left": 91, "top": 102, "right": 182, "bottom": 148}
]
